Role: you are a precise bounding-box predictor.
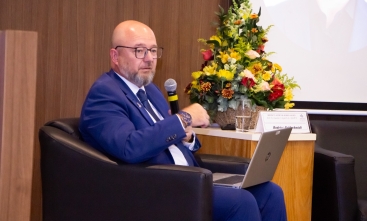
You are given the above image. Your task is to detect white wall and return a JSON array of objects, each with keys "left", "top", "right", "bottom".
[{"left": 252, "top": 0, "right": 367, "bottom": 104}]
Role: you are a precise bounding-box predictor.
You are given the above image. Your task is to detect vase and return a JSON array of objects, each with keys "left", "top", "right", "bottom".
[{"left": 214, "top": 106, "right": 266, "bottom": 130}]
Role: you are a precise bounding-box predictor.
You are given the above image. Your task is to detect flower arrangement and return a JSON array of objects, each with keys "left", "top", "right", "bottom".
[{"left": 185, "top": 0, "right": 300, "bottom": 120}]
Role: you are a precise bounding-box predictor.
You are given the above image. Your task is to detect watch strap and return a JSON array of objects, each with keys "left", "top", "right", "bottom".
[{"left": 178, "top": 111, "right": 192, "bottom": 127}]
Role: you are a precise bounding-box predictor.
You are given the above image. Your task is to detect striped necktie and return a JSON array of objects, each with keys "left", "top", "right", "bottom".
[{"left": 137, "top": 89, "right": 161, "bottom": 122}]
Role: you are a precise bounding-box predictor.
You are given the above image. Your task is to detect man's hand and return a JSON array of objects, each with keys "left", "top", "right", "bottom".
[
  {"left": 181, "top": 103, "right": 210, "bottom": 128},
  {"left": 182, "top": 126, "right": 194, "bottom": 142}
]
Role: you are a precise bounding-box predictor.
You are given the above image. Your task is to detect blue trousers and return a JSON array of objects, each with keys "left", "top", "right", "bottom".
[{"left": 212, "top": 182, "right": 287, "bottom": 221}]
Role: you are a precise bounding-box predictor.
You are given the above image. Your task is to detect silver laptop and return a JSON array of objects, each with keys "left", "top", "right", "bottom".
[{"left": 213, "top": 127, "right": 292, "bottom": 188}]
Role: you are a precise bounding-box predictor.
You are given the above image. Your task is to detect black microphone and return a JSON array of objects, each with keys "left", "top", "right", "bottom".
[{"left": 164, "top": 78, "right": 179, "bottom": 114}]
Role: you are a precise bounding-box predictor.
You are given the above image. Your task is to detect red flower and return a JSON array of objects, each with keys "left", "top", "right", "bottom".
[
  {"left": 271, "top": 78, "right": 282, "bottom": 86},
  {"left": 184, "top": 83, "right": 192, "bottom": 94},
  {"left": 241, "top": 77, "right": 255, "bottom": 88},
  {"left": 201, "top": 49, "right": 214, "bottom": 61},
  {"left": 268, "top": 83, "right": 285, "bottom": 101},
  {"left": 200, "top": 62, "right": 206, "bottom": 71},
  {"left": 268, "top": 90, "right": 283, "bottom": 101},
  {"left": 256, "top": 45, "right": 265, "bottom": 54}
]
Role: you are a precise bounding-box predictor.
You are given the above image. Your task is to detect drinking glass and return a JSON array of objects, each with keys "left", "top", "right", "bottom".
[{"left": 235, "top": 99, "right": 252, "bottom": 132}]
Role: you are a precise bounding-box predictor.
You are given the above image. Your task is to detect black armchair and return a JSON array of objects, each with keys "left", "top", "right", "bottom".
[
  {"left": 310, "top": 120, "right": 367, "bottom": 221},
  {"left": 39, "top": 118, "right": 250, "bottom": 221}
]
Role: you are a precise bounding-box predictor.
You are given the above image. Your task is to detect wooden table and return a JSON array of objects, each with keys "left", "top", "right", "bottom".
[{"left": 194, "top": 128, "right": 316, "bottom": 221}]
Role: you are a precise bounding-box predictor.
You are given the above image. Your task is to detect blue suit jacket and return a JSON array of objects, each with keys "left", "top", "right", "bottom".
[{"left": 79, "top": 69, "right": 200, "bottom": 166}]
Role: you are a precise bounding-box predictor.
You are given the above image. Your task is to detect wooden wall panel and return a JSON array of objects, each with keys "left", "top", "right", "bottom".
[
  {"left": 0, "top": 30, "right": 37, "bottom": 221},
  {"left": 0, "top": 0, "right": 230, "bottom": 220}
]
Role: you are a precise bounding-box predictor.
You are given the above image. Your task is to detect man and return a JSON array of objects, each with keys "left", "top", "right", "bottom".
[{"left": 79, "top": 20, "right": 287, "bottom": 221}]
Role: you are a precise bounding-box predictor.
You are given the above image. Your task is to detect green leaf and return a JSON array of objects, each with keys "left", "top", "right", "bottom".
[
  {"left": 205, "top": 95, "right": 215, "bottom": 103},
  {"left": 219, "top": 5, "right": 224, "bottom": 14},
  {"left": 252, "top": 35, "right": 257, "bottom": 42},
  {"left": 206, "top": 40, "right": 220, "bottom": 48}
]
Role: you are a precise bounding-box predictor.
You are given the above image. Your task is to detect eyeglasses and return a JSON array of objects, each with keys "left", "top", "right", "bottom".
[{"left": 114, "top": 46, "right": 163, "bottom": 59}]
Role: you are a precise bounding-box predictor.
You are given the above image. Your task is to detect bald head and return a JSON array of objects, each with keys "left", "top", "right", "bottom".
[
  {"left": 111, "top": 20, "right": 156, "bottom": 48},
  {"left": 109, "top": 20, "right": 158, "bottom": 87}
]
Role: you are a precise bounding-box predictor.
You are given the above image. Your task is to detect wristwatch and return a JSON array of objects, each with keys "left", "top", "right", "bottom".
[{"left": 177, "top": 111, "right": 192, "bottom": 128}]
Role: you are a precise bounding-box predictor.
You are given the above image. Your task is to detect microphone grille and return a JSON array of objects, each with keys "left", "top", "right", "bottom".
[{"left": 164, "top": 78, "right": 177, "bottom": 92}]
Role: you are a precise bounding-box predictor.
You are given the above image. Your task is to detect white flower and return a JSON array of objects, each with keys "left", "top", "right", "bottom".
[
  {"left": 243, "top": 69, "right": 254, "bottom": 77},
  {"left": 245, "top": 50, "right": 260, "bottom": 59},
  {"left": 241, "top": 69, "right": 258, "bottom": 84},
  {"left": 258, "top": 81, "right": 270, "bottom": 91},
  {"left": 228, "top": 57, "right": 237, "bottom": 64}
]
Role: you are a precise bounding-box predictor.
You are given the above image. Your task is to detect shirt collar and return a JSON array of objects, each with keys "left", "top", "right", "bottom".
[{"left": 114, "top": 72, "right": 145, "bottom": 95}]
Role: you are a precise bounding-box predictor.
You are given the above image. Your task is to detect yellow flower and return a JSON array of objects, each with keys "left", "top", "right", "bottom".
[
  {"left": 242, "top": 12, "right": 250, "bottom": 20},
  {"left": 262, "top": 71, "right": 272, "bottom": 81},
  {"left": 229, "top": 50, "right": 241, "bottom": 61},
  {"left": 191, "top": 80, "right": 201, "bottom": 91},
  {"left": 225, "top": 29, "right": 234, "bottom": 38},
  {"left": 284, "top": 87, "right": 293, "bottom": 101},
  {"left": 218, "top": 51, "right": 229, "bottom": 64},
  {"left": 249, "top": 62, "right": 263, "bottom": 74},
  {"left": 217, "top": 69, "right": 234, "bottom": 81},
  {"left": 284, "top": 102, "right": 295, "bottom": 109},
  {"left": 203, "top": 65, "right": 216, "bottom": 76},
  {"left": 188, "top": 1, "right": 300, "bottom": 112},
  {"left": 210, "top": 35, "right": 222, "bottom": 46},
  {"left": 273, "top": 63, "right": 282, "bottom": 72},
  {"left": 191, "top": 71, "right": 203, "bottom": 80},
  {"left": 250, "top": 13, "right": 258, "bottom": 19}
]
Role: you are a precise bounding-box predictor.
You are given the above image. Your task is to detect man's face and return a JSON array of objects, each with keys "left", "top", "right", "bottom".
[{"left": 114, "top": 30, "right": 158, "bottom": 87}]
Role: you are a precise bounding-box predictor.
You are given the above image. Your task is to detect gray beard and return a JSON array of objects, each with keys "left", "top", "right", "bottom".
[{"left": 126, "top": 70, "right": 155, "bottom": 87}]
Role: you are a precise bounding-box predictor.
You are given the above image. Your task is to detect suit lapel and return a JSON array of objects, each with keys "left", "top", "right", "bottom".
[
  {"left": 108, "top": 70, "right": 155, "bottom": 125},
  {"left": 145, "top": 84, "right": 169, "bottom": 118}
]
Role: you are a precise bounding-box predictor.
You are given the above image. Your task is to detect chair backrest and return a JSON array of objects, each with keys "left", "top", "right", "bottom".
[
  {"left": 41, "top": 117, "right": 120, "bottom": 164},
  {"left": 311, "top": 120, "right": 367, "bottom": 200},
  {"left": 39, "top": 117, "right": 213, "bottom": 221},
  {"left": 45, "top": 117, "right": 82, "bottom": 139}
]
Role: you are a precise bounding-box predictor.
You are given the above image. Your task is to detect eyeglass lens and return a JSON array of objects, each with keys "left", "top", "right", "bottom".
[{"left": 135, "top": 47, "right": 162, "bottom": 59}]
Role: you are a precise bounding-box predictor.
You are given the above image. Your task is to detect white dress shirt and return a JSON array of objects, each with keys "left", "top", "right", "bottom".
[{"left": 116, "top": 73, "right": 195, "bottom": 166}]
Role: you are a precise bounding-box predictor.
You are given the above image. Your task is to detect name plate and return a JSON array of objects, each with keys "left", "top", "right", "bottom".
[{"left": 255, "top": 111, "right": 310, "bottom": 133}]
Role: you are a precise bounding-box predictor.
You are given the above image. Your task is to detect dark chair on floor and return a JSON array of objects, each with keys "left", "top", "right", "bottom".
[
  {"left": 39, "top": 118, "right": 250, "bottom": 221},
  {"left": 310, "top": 120, "right": 367, "bottom": 221}
]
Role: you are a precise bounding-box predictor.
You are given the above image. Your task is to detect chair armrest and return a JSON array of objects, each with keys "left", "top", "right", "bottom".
[
  {"left": 312, "top": 145, "right": 359, "bottom": 221},
  {"left": 195, "top": 153, "right": 250, "bottom": 174},
  {"left": 40, "top": 126, "right": 213, "bottom": 221},
  {"left": 359, "top": 200, "right": 367, "bottom": 221},
  {"left": 45, "top": 117, "right": 81, "bottom": 139}
]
